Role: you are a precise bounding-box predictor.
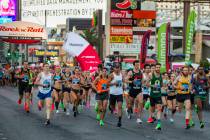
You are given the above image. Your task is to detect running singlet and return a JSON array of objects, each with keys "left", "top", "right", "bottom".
[
  {"left": 96, "top": 78, "right": 109, "bottom": 94},
  {"left": 150, "top": 73, "right": 162, "bottom": 98},
  {"left": 129, "top": 70, "right": 143, "bottom": 90},
  {"left": 176, "top": 76, "right": 191, "bottom": 95},
  {"left": 20, "top": 69, "right": 30, "bottom": 84},
  {"left": 110, "top": 73, "right": 123, "bottom": 95},
  {"left": 142, "top": 73, "right": 150, "bottom": 95},
  {"left": 194, "top": 76, "right": 208, "bottom": 98},
  {"left": 72, "top": 77, "right": 80, "bottom": 85},
  {"left": 0, "top": 71, "right": 3, "bottom": 78},
  {"left": 168, "top": 81, "right": 175, "bottom": 94},
  {"left": 38, "top": 72, "right": 52, "bottom": 94}
]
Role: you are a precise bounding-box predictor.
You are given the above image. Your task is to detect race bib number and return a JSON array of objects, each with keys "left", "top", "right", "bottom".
[{"left": 133, "top": 79, "right": 141, "bottom": 89}]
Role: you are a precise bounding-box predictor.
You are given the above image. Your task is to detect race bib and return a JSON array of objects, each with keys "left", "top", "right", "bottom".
[
  {"left": 116, "top": 80, "right": 122, "bottom": 87},
  {"left": 133, "top": 79, "right": 141, "bottom": 89},
  {"left": 182, "top": 83, "right": 189, "bottom": 91},
  {"left": 102, "top": 84, "right": 107, "bottom": 90}
]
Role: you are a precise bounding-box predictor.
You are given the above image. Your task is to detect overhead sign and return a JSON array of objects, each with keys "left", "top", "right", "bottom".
[
  {"left": 110, "top": 35, "right": 133, "bottom": 43},
  {"left": 110, "top": 26, "right": 133, "bottom": 36},
  {"left": 21, "top": 0, "right": 107, "bottom": 27},
  {"left": 34, "top": 50, "right": 59, "bottom": 57},
  {"left": 0, "top": 21, "right": 47, "bottom": 40},
  {"left": 111, "top": 10, "right": 132, "bottom": 18},
  {"left": 110, "top": 43, "right": 141, "bottom": 53}
]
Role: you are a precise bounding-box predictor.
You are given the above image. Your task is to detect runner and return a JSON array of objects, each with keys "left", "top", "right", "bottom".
[
  {"left": 142, "top": 64, "right": 151, "bottom": 113},
  {"left": 193, "top": 66, "right": 210, "bottom": 128},
  {"left": 70, "top": 67, "right": 82, "bottom": 117},
  {"left": 148, "top": 63, "right": 163, "bottom": 130},
  {"left": 126, "top": 60, "right": 143, "bottom": 124},
  {"left": 52, "top": 66, "right": 63, "bottom": 113},
  {"left": 174, "top": 66, "right": 192, "bottom": 129},
  {"left": 0, "top": 68, "right": 4, "bottom": 87},
  {"left": 16, "top": 61, "right": 32, "bottom": 113},
  {"left": 92, "top": 67, "right": 109, "bottom": 126},
  {"left": 167, "top": 73, "right": 177, "bottom": 123},
  {"left": 161, "top": 72, "right": 169, "bottom": 119},
  {"left": 35, "top": 63, "right": 53, "bottom": 125},
  {"left": 62, "top": 66, "right": 72, "bottom": 115},
  {"left": 81, "top": 71, "right": 92, "bottom": 109},
  {"left": 109, "top": 63, "right": 124, "bottom": 127}
]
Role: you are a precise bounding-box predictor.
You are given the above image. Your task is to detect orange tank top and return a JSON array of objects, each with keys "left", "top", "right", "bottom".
[{"left": 96, "top": 78, "right": 109, "bottom": 94}]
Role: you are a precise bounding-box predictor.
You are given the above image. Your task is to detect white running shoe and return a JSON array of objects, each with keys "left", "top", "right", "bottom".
[
  {"left": 56, "top": 110, "right": 60, "bottom": 114},
  {"left": 170, "top": 118, "right": 174, "bottom": 123},
  {"left": 66, "top": 111, "right": 70, "bottom": 116},
  {"left": 136, "top": 118, "right": 143, "bottom": 124}
]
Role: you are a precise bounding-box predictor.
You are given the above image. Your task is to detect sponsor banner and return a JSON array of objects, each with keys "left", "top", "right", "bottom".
[
  {"left": 63, "top": 32, "right": 89, "bottom": 56},
  {"left": 133, "top": 10, "right": 156, "bottom": 19},
  {"left": 34, "top": 50, "right": 59, "bottom": 57},
  {"left": 133, "top": 27, "right": 156, "bottom": 32},
  {"left": 185, "top": 10, "right": 196, "bottom": 63},
  {"left": 110, "top": 26, "right": 133, "bottom": 36},
  {"left": 111, "top": 18, "right": 133, "bottom": 26},
  {"left": 110, "top": 35, "right": 133, "bottom": 43},
  {"left": 110, "top": 43, "right": 141, "bottom": 53},
  {"left": 0, "top": 21, "right": 47, "bottom": 39},
  {"left": 76, "top": 45, "right": 101, "bottom": 73},
  {"left": 140, "top": 30, "right": 151, "bottom": 69},
  {"left": 111, "top": 0, "right": 141, "bottom": 10},
  {"left": 111, "top": 10, "right": 132, "bottom": 18},
  {"left": 158, "top": 23, "right": 167, "bottom": 73},
  {"left": 133, "top": 19, "right": 156, "bottom": 27}
]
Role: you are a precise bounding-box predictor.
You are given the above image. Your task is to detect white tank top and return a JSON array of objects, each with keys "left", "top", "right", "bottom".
[
  {"left": 142, "top": 73, "right": 150, "bottom": 95},
  {"left": 38, "top": 72, "right": 52, "bottom": 94},
  {"left": 110, "top": 72, "right": 123, "bottom": 95}
]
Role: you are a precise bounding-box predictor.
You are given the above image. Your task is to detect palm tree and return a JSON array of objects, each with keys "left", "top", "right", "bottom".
[{"left": 80, "top": 27, "right": 98, "bottom": 47}]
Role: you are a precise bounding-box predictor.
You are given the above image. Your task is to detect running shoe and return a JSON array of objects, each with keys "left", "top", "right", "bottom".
[
  {"left": 96, "top": 114, "right": 100, "bottom": 121},
  {"left": 117, "top": 122, "right": 122, "bottom": 127},
  {"left": 136, "top": 118, "right": 143, "bottom": 124},
  {"left": 100, "top": 120, "right": 104, "bottom": 126},
  {"left": 155, "top": 123, "right": 161, "bottom": 130},
  {"left": 147, "top": 117, "right": 154, "bottom": 123},
  {"left": 56, "top": 110, "right": 60, "bottom": 114},
  {"left": 45, "top": 119, "right": 50, "bottom": 126},
  {"left": 66, "top": 111, "right": 70, "bottom": 116},
  {"left": 17, "top": 99, "right": 22, "bottom": 105},
  {"left": 200, "top": 122, "right": 204, "bottom": 129},
  {"left": 185, "top": 124, "right": 190, "bottom": 129},
  {"left": 170, "top": 118, "right": 174, "bottom": 123},
  {"left": 126, "top": 109, "right": 132, "bottom": 119},
  {"left": 190, "top": 120, "right": 195, "bottom": 127}
]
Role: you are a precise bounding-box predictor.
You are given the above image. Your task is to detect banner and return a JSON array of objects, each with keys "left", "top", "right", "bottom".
[
  {"left": 166, "top": 23, "right": 171, "bottom": 72},
  {"left": 63, "top": 32, "right": 101, "bottom": 73},
  {"left": 140, "top": 30, "right": 151, "bottom": 69},
  {"left": 158, "top": 23, "right": 167, "bottom": 73},
  {"left": 110, "top": 35, "right": 133, "bottom": 43},
  {"left": 185, "top": 10, "right": 196, "bottom": 63}
]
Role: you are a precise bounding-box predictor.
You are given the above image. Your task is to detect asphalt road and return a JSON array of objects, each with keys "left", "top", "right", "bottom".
[{"left": 0, "top": 86, "right": 210, "bottom": 140}]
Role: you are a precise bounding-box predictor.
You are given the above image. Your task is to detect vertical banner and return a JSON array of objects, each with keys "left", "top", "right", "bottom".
[
  {"left": 158, "top": 23, "right": 167, "bottom": 73},
  {"left": 140, "top": 30, "right": 151, "bottom": 69},
  {"left": 166, "top": 23, "right": 171, "bottom": 72},
  {"left": 185, "top": 10, "right": 196, "bottom": 63}
]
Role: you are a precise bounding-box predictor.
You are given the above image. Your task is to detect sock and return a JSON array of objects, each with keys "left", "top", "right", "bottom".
[
  {"left": 157, "top": 119, "right": 161, "bottom": 124},
  {"left": 164, "top": 105, "right": 167, "bottom": 113},
  {"left": 55, "top": 101, "right": 59, "bottom": 110},
  {"left": 186, "top": 119, "right": 189, "bottom": 125},
  {"left": 46, "top": 107, "right": 51, "bottom": 120},
  {"left": 118, "top": 116, "right": 122, "bottom": 123}
]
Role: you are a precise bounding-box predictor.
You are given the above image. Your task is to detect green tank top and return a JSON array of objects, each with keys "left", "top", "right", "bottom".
[{"left": 150, "top": 73, "right": 162, "bottom": 98}]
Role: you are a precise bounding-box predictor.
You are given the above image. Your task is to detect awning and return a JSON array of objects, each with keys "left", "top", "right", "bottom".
[{"left": 0, "top": 21, "right": 47, "bottom": 44}]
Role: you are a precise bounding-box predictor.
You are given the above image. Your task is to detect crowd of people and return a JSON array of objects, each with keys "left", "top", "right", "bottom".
[{"left": 0, "top": 61, "right": 210, "bottom": 130}]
